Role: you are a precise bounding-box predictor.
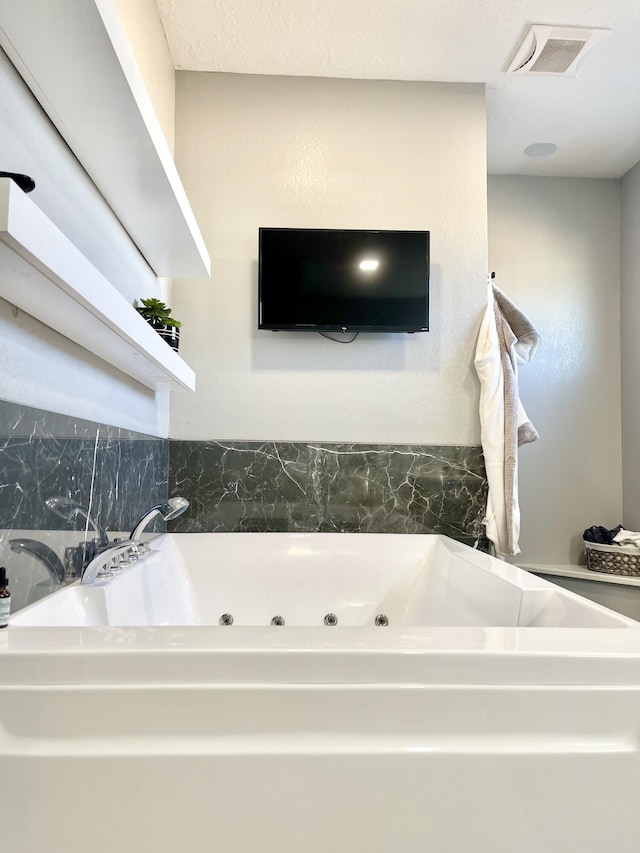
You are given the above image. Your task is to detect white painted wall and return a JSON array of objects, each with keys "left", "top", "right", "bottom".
[
  {"left": 0, "top": 48, "right": 169, "bottom": 436},
  {"left": 488, "top": 176, "right": 622, "bottom": 565},
  {"left": 171, "top": 73, "right": 488, "bottom": 443},
  {"left": 621, "top": 160, "right": 640, "bottom": 531},
  {"left": 113, "top": 0, "right": 176, "bottom": 156},
  {"left": 0, "top": 298, "right": 169, "bottom": 437}
]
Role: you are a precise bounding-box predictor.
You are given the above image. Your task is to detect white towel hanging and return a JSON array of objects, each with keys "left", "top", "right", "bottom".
[{"left": 474, "top": 280, "right": 540, "bottom": 556}]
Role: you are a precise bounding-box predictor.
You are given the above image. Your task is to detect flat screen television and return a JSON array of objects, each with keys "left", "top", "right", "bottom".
[{"left": 258, "top": 228, "right": 430, "bottom": 333}]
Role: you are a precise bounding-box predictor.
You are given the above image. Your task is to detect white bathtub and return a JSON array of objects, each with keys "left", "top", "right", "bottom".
[
  {"left": 11, "top": 532, "right": 635, "bottom": 629},
  {"left": 3, "top": 533, "right": 640, "bottom": 853}
]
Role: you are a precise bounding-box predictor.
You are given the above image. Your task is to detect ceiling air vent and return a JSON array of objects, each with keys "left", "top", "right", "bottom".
[{"left": 507, "top": 25, "right": 611, "bottom": 76}]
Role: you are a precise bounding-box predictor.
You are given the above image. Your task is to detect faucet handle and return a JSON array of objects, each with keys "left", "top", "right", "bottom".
[
  {"left": 95, "top": 568, "right": 115, "bottom": 580},
  {"left": 81, "top": 541, "right": 143, "bottom": 584},
  {"left": 108, "top": 552, "right": 127, "bottom": 572}
]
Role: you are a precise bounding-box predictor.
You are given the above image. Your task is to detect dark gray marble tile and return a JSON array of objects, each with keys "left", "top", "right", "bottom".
[
  {"left": 169, "top": 440, "right": 488, "bottom": 543},
  {"left": 0, "top": 401, "right": 169, "bottom": 533},
  {"left": 0, "top": 400, "right": 169, "bottom": 610}
]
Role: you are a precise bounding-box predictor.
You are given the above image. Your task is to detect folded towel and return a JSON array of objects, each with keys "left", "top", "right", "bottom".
[{"left": 613, "top": 529, "right": 640, "bottom": 549}]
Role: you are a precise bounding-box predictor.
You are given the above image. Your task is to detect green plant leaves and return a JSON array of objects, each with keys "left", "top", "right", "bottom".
[{"left": 136, "top": 298, "right": 182, "bottom": 328}]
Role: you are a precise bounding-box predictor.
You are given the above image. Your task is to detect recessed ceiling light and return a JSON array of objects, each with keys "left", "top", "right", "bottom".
[{"left": 524, "top": 142, "right": 558, "bottom": 158}]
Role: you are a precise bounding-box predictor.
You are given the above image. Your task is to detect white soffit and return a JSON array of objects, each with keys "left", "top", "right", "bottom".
[{"left": 507, "top": 25, "right": 612, "bottom": 76}]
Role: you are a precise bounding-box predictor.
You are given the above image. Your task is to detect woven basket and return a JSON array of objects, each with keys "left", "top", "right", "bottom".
[{"left": 584, "top": 541, "right": 640, "bottom": 576}]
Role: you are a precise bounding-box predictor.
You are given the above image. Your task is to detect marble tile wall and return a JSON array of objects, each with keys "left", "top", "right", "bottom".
[
  {"left": 1, "top": 397, "right": 489, "bottom": 612},
  {"left": 169, "top": 441, "right": 488, "bottom": 545},
  {"left": 0, "top": 400, "right": 168, "bottom": 610}
]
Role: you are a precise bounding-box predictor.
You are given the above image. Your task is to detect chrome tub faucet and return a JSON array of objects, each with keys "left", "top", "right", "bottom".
[{"left": 9, "top": 538, "right": 66, "bottom": 584}]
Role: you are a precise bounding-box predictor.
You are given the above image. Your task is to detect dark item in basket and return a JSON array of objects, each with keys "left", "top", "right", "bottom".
[{"left": 583, "top": 524, "right": 623, "bottom": 545}]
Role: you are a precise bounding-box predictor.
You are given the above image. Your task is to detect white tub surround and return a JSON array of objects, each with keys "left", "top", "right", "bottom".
[{"left": 3, "top": 533, "right": 640, "bottom": 853}]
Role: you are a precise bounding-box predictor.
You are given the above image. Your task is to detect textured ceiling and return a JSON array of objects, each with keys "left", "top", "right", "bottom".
[{"left": 156, "top": 0, "right": 640, "bottom": 178}]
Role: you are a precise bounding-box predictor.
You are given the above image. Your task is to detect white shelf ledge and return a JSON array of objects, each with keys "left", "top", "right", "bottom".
[
  {"left": 0, "top": 0, "right": 210, "bottom": 279},
  {"left": 520, "top": 563, "right": 640, "bottom": 589},
  {"left": 0, "top": 179, "right": 195, "bottom": 393}
]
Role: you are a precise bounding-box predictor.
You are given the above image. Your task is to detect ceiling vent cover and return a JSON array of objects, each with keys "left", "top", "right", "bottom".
[{"left": 507, "top": 25, "right": 611, "bottom": 76}]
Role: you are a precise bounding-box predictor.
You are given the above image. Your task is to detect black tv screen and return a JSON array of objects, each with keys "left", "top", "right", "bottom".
[{"left": 259, "top": 228, "right": 430, "bottom": 333}]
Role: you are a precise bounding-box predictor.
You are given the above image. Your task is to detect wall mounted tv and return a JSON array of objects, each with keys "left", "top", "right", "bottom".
[{"left": 258, "top": 228, "right": 430, "bottom": 333}]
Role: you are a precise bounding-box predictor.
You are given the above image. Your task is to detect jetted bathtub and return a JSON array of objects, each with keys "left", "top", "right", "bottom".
[
  {"left": 11, "top": 531, "right": 637, "bottom": 629},
  {"left": 3, "top": 533, "right": 640, "bottom": 853}
]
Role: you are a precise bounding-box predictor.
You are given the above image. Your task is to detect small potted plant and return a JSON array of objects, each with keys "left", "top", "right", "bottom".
[{"left": 136, "top": 298, "right": 182, "bottom": 352}]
